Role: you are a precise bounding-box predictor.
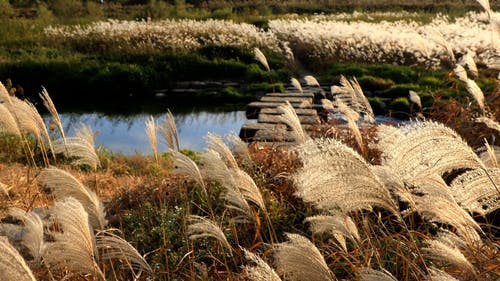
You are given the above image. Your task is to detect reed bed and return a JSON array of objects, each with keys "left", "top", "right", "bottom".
[{"left": 44, "top": 11, "right": 499, "bottom": 68}]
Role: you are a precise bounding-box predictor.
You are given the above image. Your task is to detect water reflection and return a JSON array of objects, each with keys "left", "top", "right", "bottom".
[{"left": 51, "top": 109, "right": 248, "bottom": 155}]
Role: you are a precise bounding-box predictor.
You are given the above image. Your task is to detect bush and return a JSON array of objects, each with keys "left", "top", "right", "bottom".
[
  {"left": 49, "top": 0, "right": 85, "bottom": 17},
  {"left": 387, "top": 97, "right": 410, "bottom": 116},
  {"left": 418, "top": 76, "right": 442, "bottom": 88},
  {"left": 357, "top": 75, "right": 394, "bottom": 91},
  {"left": 380, "top": 84, "right": 420, "bottom": 98},
  {"left": 0, "top": 0, "right": 14, "bottom": 19},
  {"left": 246, "top": 82, "right": 284, "bottom": 94},
  {"left": 368, "top": 96, "right": 385, "bottom": 115}
]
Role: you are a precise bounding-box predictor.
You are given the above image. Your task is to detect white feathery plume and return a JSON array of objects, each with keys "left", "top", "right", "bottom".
[
  {"left": 75, "top": 123, "right": 96, "bottom": 148},
  {"left": 290, "top": 77, "right": 303, "bottom": 93},
  {"left": 0, "top": 103, "right": 21, "bottom": 137},
  {"left": 0, "top": 81, "right": 12, "bottom": 104},
  {"left": 160, "top": 110, "right": 179, "bottom": 151},
  {"left": 428, "top": 28, "right": 455, "bottom": 62},
  {"left": 423, "top": 238, "right": 475, "bottom": 275},
  {"left": 38, "top": 167, "right": 107, "bottom": 230},
  {"left": 410, "top": 175, "right": 482, "bottom": 243},
  {"left": 254, "top": 47, "right": 270, "bottom": 72},
  {"left": 359, "top": 268, "right": 397, "bottom": 281},
  {"left": 171, "top": 150, "right": 207, "bottom": 194},
  {"left": 426, "top": 267, "right": 460, "bottom": 281},
  {"left": 187, "top": 215, "right": 232, "bottom": 252},
  {"left": 242, "top": 248, "right": 281, "bottom": 281},
  {"left": 145, "top": 115, "right": 158, "bottom": 161},
  {"left": 294, "top": 138, "right": 397, "bottom": 214},
  {"left": 274, "top": 233, "right": 336, "bottom": 281},
  {"left": 40, "top": 87, "right": 65, "bottom": 142},
  {"left": 475, "top": 116, "right": 500, "bottom": 132},
  {"left": 458, "top": 49, "right": 478, "bottom": 77},
  {"left": 43, "top": 197, "right": 105, "bottom": 280},
  {"left": 409, "top": 90, "right": 422, "bottom": 109},
  {"left": 450, "top": 168, "right": 500, "bottom": 215},
  {"left": 206, "top": 133, "right": 238, "bottom": 169},
  {"left": 453, "top": 64, "right": 468, "bottom": 82},
  {"left": 226, "top": 133, "right": 252, "bottom": 165},
  {"left": 370, "top": 165, "right": 416, "bottom": 211},
  {"left": 303, "top": 75, "right": 320, "bottom": 87},
  {"left": 305, "top": 212, "right": 360, "bottom": 252},
  {"left": 8, "top": 208, "right": 45, "bottom": 262},
  {"left": 0, "top": 236, "right": 37, "bottom": 281},
  {"left": 476, "top": 0, "right": 491, "bottom": 18},
  {"left": 96, "top": 230, "right": 152, "bottom": 276},
  {"left": 481, "top": 140, "right": 498, "bottom": 168},
  {"left": 52, "top": 136, "right": 100, "bottom": 169},
  {"left": 464, "top": 78, "right": 485, "bottom": 113},
  {"left": 349, "top": 77, "right": 375, "bottom": 122},
  {"left": 277, "top": 101, "right": 309, "bottom": 144},
  {"left": 200, "top": 150, "right": 257, "bottom": 222},
  {"left": 376, "top": 121, "right": 483, "bottom": 180},
  {"left": 335, "top": 98, "right": 364, "bottom": 150}
]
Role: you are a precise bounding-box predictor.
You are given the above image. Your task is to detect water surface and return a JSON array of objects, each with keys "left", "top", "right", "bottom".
[{"left": 52, "top": 107, "right": 248, "bottom": 155}]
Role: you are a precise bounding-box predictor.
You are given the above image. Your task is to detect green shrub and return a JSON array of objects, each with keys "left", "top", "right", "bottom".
[
  {"left": 0, "top": 0, "right": 14, "bottom": 19},
  {"left": 86, "top": 1, "right": 105, "bottom": 19},
  {"left": 367, "top": 96, "right": 385, "bottom": 115},
  {"left": 387, "top": 97, "right": 410, "bottom": 113},
  {"left": 49, "top": 0, "right": 85, "bottom": 17},
  {"left": 357, "top": 75, "right": 394, "bottom": 91},
  {"left": 143, "top": 0, "right": 174, "bottom": 19},
  {"left": 380, "top": 84, "right": 420, "bottom": 98},
  {"left": 36, "top": 2, "right": 55, "bottom": 22},
  {"left": 418, "top": 76, "right": 442, "bottom": 88},
  {"left": 246, "top": 82, "right": 284, "bottom": 94}
]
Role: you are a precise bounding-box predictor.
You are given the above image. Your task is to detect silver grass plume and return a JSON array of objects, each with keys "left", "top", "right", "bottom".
[
  {"left": 242, "top": 248, "right": 281, "bottom": 281},
  {"left": 226, "top": 133, "right": 252, "bottom": 165},
  {"left": 409, "top": 90, "right": 422, "bottom": 109},
  {"left": 8, "top": 208, "right": 45, "bottom": 262},
  {"left": 9, "top": 97, "right": 51, "bottom": 145},
  {"left": 475, "top": 116, "right": 500, "bottom": 132},
  {"left": 450, "top": 168, "right": 500, "bottom": 215},
  {"left": 96, "top": 230, "right": 152, "bottom": 276},
  {"left": 254, "top": 48, "right": 270, "bottom": 72},
  {"left": 453, "top": 65, "right": 468, "bottom": 82},
  {"left": 374, "top": 124, "right": 404, "bottom": 154},
  {"left": 305, "top": 212, "right": 360, "bottom": 252},
  {"left": 0, "top": 103, "right": 21, "bottom": 137},
  {"left": 458, "top": 50, "right": 478, "bottom": 77},
  {"left": 43, "top": 197, "right": 105, "bottom": 280},
  {"left": 290, "top": 78, "right": 303, "bottom": 93},
  {"left": 52, "top": 136, "right": 100, "bottom": 169},
  {"left": 476, "top": 0, "right": 491, "bottom": 18},
  {"left": 40, "top": 87, "right": 65, "bottom": 143},
  {"left": 347, "top": 76, "right": 375, "bottom": 122},
  {"left": 277, "top": 101, "right": 309, "bottom": 144},
  {"left": 0, "top": 237, "right": 37, "bottom": 281},
  {"left": 200, "top": 150, "right": 256, "bottom": 222},
  {"left": 0, "top": 81, "right": 12, "bottom": 104},
  {"left": 410, "top": 175, "right": 482, "bottom": 243},
  {"left": 294, "top": 138, "right": 397, "bottom": 214},
  {"left": 426, "top": 267, "right": 459, "bottom": 281},
  {"left": 187, "top": 215, "right": 231, "bottom": 252},
  {"left": 274, "top": 233, "right": 336, "bottom": 281},
  {"left": 206, "top": 133, "right": 238, "bottom": 169},
  {"left": 171, "top": 150, "right": 207, "bottom": 194},
  {"left": 370, "top": 165, "right": 416, "bottom": 211},
  {"left": 145, "top": 116, "right": 158, "bottom": 162},
  {"left": 376, "top": 121, "right": 483, "bottom": 180},
  {"left": 464, "top": 78, "right": 485, "bottom": 113},
  {"left": 480, "top": 141, "right": 499, "bottom": 168},
  {"left": 429, "top": 28, "right": 456, "bottom": 62},
  {"left": 160, "top": 110, "right": 179, "bottom": 151},
  {"left": 38, "top": 167, "right": 107, "bottom": 229},
  {"left": 359, "top": 268, "right": 397, "bottom": 281},
  {"left": 334, "top": 98, "right": 364, "bottom": 150},
  {"left": 75, "top": 123, "right": 96, "bottom": 147},
  {"left": 423, "top": 238, "right": 475, "bottom": 275},
  {"left": 303, "top": 75, "right": 320, "bottom": 87}
]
